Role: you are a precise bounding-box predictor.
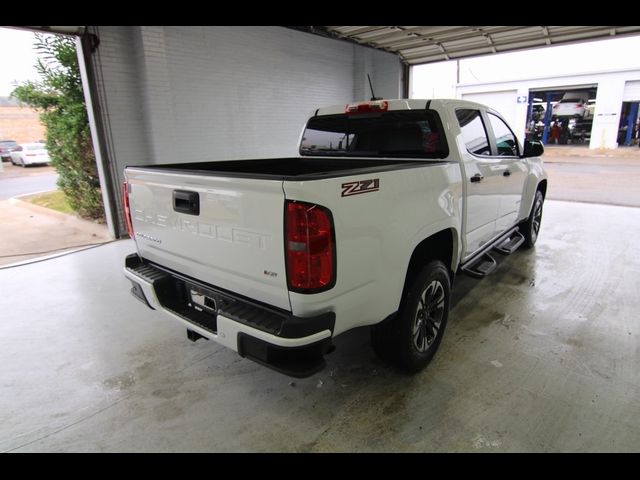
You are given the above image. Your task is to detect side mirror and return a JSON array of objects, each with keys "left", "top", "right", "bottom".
[{"left": 523, "top": 139, "right": 544, "bottom": 157}]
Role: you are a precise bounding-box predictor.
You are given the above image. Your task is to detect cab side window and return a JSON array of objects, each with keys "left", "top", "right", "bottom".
[
  {"left": 487, "top": 113, "right": 518, "bottom": 156},
  {"left": 456, "top": 109, "right": 491, "bottom": 156}
]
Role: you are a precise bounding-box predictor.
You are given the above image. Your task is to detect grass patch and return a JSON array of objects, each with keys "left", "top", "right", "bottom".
[{"left": 25, "top": 190, "right": 74, "bottom": 215}]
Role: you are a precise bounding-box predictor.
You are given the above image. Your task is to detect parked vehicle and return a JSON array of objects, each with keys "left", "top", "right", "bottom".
[
  {"left": 569, "top": 118, "right": 593, "bottom": 144},
  {"left": 531, "top": 104, "right": 545, "bottom": 122},
  {"left": 552, "top": 92, "right": 591, "bottom": 118},
  {"left": 123, "top": 99, "right": 548, "bottom": 377},
  {"left": 9, "top": 143, "right": 51, "bottom": 167},
  {"left": 0, "top": 140, "right": 20, "bottom": 162}
]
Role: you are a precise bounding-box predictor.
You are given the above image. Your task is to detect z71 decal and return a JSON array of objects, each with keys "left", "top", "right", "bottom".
[{"left": 341, "top": 178, "right": 380, "bottom": 197}]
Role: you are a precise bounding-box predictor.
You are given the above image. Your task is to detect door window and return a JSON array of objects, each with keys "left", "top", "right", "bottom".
[
  {"left": 487, "top": 113, "right": 519, "bottom": 156},
  {"left": 456, "top": 109, "right": 491, "bottom": 156}
]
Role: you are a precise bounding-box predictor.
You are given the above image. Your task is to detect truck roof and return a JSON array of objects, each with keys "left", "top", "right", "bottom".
[{"left": 313, "top": 98, "right": 487, "bottom": 117}]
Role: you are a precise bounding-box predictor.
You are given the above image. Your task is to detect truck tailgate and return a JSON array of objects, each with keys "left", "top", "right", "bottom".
[{"left": 125, "top": 168, "right": 289, "bottom": 311}]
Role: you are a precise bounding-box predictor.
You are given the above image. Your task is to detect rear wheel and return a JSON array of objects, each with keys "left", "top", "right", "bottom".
[
  {"left": 520, "top": 190, "right": 544, "bottom": 248},
  {"left": 371, "top": 260, "right": 450, "bottom": 372}
]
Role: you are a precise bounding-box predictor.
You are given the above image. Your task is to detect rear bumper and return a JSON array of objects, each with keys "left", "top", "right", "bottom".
[
  {"left": 22, "top": 157, "right": 50, "bottom": 165},
  {"left": 124, "top": 253, "right": 334, "bottom": 377}
]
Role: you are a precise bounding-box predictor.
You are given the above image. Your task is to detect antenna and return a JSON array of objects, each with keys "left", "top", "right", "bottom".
[{"left": 367, "top": 74, "right": 382, "bottom": 101}]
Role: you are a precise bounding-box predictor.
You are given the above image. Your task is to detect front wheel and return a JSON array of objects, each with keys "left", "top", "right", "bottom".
[
  {"left": 371, "top": 260, "right": 451, "bottom": 372},
  {"left": 520, "top": 190, "right": 544, "bottom": 248}
]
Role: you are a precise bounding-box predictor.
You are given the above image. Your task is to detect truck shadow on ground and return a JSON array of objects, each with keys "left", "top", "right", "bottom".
[{"left": 325, "top": 249, "right": 523, "bottom": 376}]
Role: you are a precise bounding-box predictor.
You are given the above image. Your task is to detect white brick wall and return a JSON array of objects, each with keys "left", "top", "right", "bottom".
[{"left": 88, "top": 26, "right": 402, "bottom": 235}]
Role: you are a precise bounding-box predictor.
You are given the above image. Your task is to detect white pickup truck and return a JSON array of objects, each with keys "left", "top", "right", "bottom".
[{"left": 123, "top": 99, "right": 547, "bottom": 378}]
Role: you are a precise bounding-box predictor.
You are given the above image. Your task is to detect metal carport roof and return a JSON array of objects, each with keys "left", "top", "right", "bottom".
[
  {"left": 28, "top": 26, "right": 640, "bottom": 66},
  {"left": 303, "top": 26, "right": 640, "bottom": 65}
]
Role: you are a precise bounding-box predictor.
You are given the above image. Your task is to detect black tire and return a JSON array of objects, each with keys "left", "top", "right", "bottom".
[
  {"left": 371, "top": 260, "right": 450, "bottom": 373},
  {"left": 520, "top": 189, "right": 544, "bottom": 249}
]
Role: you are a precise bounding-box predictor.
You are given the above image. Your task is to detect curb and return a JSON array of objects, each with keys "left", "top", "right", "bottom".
[
  {"left": 0, "top": 243, "right": 111, "bottom": 269},
  {"left": 543, "top": 147, "right": 640, "bottom": 159}
]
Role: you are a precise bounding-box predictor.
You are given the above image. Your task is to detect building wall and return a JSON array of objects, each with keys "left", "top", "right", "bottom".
[
  {"left": 454, "top": 68, "right": 640, "bottom": 149},
  {"left": 88, "top": 26, "right": 403, "bottom": 235},
  {"left": 0, "top": 105, "right": 46, "bottom": 143},
  {"left": 354, "top": 48, "right": 403, "bottom": 101}
]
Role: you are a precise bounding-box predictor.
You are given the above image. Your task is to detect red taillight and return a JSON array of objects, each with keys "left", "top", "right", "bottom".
[
  {"left": 122, "top": 181, "right": 134, "bottom": 238},
  {"left": 285, "top": 201, "right": 335, "bottom": 292},
  {"left": 345, "top": 100, "right": 388, "bottom": 114}
]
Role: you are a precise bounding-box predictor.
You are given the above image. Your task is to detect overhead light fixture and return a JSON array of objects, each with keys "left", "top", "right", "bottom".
[{"left": 533, "top": 97, "right": 542, "bottom": 102}]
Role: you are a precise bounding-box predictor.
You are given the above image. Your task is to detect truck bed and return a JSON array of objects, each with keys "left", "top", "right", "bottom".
[{"left": 127, "top": 157, "right": 429, "bottom": 180}]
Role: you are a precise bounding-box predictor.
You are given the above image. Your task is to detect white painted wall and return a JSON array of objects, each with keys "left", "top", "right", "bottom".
[
  {"left": 460, "top": 89, "right": 527, "bottom": 143},
  {"left": 623, "top": 80, "right": 640, "bottom": 101},
  {"left": 590, "top": 77, "right": 627, "bottom": 149},
  {"left": 410, "top": 60, "right": 457, "bottom": 99}
]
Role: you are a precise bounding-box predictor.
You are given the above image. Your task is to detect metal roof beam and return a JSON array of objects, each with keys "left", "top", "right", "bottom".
[
  {"left": 25, "top": 26, "right": 86, "bottom": 35},
  {"left": 311, "top": 26, "right": 640, "bottom": 65},
  {"left": 401, "top": 25, "right": 633, "bottom": 59}
]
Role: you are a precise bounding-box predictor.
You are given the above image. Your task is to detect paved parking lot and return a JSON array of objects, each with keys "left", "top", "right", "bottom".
[
  {"left": 543, "top": 162, "right": 640, "bottom": 207},
  {"left": 536, "top": 147, "right": 640, "bottom": 208},
  {"left": 0, "top": 162, "right": 110, "bottom": 266}
]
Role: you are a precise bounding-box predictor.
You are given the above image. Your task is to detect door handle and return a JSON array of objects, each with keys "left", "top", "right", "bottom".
[
  {"left": 173, "top": 190, "right": 200, "bottom": 215},
  {"left": 503, "top": 170, "right": 511, "bottom": 177},
  {"left": 470, "top": 174, "right": 484, "bottom": 183}
]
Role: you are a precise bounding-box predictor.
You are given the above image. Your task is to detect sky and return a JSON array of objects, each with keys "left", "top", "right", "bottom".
[
  {"left": 411, "top": 34, "right": 640, "bottom": 98},
  {"left": 0, "top": 27, "right": 55, "bottom": 97}
]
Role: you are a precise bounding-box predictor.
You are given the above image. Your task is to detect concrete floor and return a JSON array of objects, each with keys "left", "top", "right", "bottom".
[{"left": 1, "top": 200, "right": 639, "bottom": 452}]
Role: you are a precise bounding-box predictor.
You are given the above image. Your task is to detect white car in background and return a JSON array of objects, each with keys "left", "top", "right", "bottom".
[
  {"left": 552, "top": 92, "right": 591, "bottom": 118},
  {"left": 10, "top": 143, "right": 51, "bottom": 167}
]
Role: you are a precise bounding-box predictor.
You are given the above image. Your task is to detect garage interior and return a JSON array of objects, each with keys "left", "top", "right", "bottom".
[
  {"left": 526, "top": 86, "right": 598, "bottom": 145},
  {"left": 1, "top": 25, "right": 640, "bottom": 452}
]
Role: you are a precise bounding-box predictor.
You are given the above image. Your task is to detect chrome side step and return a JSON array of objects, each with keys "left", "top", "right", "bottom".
[
  {"left": 460, "top": 226, "right": 523, "bottom": 279},
  {"left": 461, "top": 253, "right": 497, "bottom": 278},
  {"left": 493, "top": 230, "right": 525, "bottom": 255}
]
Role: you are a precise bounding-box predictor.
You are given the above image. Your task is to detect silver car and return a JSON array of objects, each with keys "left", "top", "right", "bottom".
[{"left": 0, "top": 140, "right": 20, "bottom": 162}]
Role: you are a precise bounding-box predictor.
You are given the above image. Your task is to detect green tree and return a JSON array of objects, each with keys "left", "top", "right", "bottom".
[{"left": 11, "top": 34, "right": 104, "bottom": 220}]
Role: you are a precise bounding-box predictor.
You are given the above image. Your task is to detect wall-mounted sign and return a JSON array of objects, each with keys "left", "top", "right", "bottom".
[{"left": 517, "top": 96, "right": 528, "bottom": 104}]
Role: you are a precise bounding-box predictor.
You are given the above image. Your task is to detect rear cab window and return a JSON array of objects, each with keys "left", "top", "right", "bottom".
[{"left": 300, "top": 110, "right": 449, "bottom": 159}]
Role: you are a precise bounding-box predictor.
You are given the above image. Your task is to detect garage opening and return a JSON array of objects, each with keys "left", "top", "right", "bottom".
[
  {"left": 0, "top": 27, "right": 111, "bottom": 266},
  {"left": 618, "top": 101, "right": 640, "bottom": 147},
  {"left": 526, "top": 86, "right": 598, "bottom": 147},
  {"left": 619, "top": 77, "right": 640, "bottom": 147}
]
